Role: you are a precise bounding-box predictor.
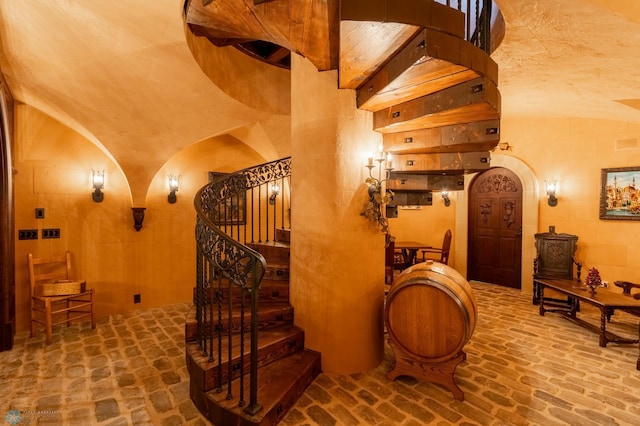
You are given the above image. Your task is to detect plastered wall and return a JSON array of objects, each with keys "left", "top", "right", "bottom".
[
  {"left": 498, "top": 116, "right": 640, "bottom": 286},
  {"left": 13, "top": 104, "right": 269, "bottom": 332}
]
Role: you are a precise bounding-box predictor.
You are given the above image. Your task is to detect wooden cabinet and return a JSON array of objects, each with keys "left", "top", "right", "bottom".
[{"left": 533, "top": 232, "right": 580, "bottom": 304}]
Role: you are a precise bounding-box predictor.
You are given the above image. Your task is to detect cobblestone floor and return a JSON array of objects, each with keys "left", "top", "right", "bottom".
[{"left": 1, "top": 282, "right": 639, "bottom": 425}]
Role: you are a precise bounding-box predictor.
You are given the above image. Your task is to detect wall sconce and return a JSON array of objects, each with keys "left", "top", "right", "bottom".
[
  {"left": 361, "top": 145, "right": 394, "bottom": 233},
  {"left": 441, "top": 191, "right": 451, "bottom": 207},
  {"left": 92, "top": 169, "right": 104, "bottom": 203},
  {"left": 545, "top": 179, "right": 558, "bottom": 206},
  {"left": 168, "top": 174, "right": 180, "bottom": 204},
  {"left": 269, "top": 183, "right": 280, "bottom": 205}
]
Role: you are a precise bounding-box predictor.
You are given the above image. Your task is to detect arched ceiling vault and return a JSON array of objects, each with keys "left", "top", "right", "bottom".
[{"left": 1, "top": 0, "right": 640, "bottom": 205}]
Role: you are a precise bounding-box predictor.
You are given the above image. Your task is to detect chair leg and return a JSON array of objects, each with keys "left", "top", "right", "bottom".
[
  {"left": 66, "top": 299, "right": 71, "bottom": 327},
  {"left": 30, "top": 307, "right": 36, "bottom": 338},
  {"left": 45, "top": 299, "right": 53, "bottom": 345}
]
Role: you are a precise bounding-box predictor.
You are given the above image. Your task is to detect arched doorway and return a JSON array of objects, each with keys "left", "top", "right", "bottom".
[
  {"left": 467, "top": 167, "right": 523, "bottom": 289},
  {"left": 453, "top": 155, "right": 539, "bottom": 295}
]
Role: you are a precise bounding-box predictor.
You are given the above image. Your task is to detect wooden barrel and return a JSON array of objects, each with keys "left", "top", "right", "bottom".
[{"left": 384, "top": 260, "right": 477, "bottom": 363}]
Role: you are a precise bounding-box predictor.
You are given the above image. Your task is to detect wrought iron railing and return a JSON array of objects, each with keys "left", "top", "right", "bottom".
[
  {"left": 193, "top": 157, "right": 292, "bottom": 414},
  {"left": 438, "top": 0, "right": 496, "bottom": 53}
]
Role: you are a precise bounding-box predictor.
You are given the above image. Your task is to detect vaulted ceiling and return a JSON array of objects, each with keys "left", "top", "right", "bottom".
[{"left": 1, "top": 0, "right": 640, "bottom": 199}]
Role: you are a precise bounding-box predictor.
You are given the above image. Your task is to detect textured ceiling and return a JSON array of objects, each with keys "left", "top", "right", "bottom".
[
  {"left": 493, "top": 0, "right": 640, "bottom": 121},
  {"left": 1, "top": 0, "right": 640, "bottom": 200}
]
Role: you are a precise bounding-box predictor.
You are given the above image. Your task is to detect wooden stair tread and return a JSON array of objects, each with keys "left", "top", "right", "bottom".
[
  {"left": 248, "top": 241, "right": 290, "bottom": 264},
  {"left": 249, "top": 240, "right": 290, "bottom": 249},
  {"left": 339, "top": 1, "right": 465, "bottom": 89},
  {"left": 199, "top": 349, "right": 322, "bottom": 426},
  {"left": 382, "top": 119, "right": 499, "bottom": 155},
  {"left": 373, "top": 77, "right": 500, "bottom": 133},
  {"left": 186, "top": 302, "right": 293, "bottom": 321},
  {"left": 185, "top": 303, "right": 294, "bottom": 342},
  {"left": 187, "top": 325, "right": 304, "bottom": 365},
  {"left": 204, "top": 279, "right": 291, "bottom": 300},
  {"left": 356, "top": 27, "right": 497, "bottom": 112},
  {"left": 187, "top": 325, "right": 306, "bottom": 391}
]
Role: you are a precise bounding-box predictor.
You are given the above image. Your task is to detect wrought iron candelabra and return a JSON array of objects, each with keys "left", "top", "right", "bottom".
[{"left": 362, "top": 147, "right": 394, "bottom": 233}]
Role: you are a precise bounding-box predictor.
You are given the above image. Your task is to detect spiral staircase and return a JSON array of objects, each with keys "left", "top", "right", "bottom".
[{"left": 183, "top": 1, "right": 501, "bottom": 425}]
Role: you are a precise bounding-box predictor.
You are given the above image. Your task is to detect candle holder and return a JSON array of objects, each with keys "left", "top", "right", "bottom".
[{"left": 361, "top": 147, "right": 394, "bottom": 233}]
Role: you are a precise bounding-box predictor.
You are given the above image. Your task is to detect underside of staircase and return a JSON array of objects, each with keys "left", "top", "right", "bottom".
[{"left": 184, "top": 1, "right": 501, "bottom": 424}]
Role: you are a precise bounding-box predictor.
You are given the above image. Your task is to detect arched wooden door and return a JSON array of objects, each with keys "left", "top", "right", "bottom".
[{"left": 468, "top": 167, "right": 522, "bottom": 289}]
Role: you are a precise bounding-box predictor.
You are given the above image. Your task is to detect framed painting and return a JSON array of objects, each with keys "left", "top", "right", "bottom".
[
  {"left": 208, "top": 172, "right": 246, "bottom": 225},
  {"left": 599, "top": 166, "right": 640, "bottom": 220}
]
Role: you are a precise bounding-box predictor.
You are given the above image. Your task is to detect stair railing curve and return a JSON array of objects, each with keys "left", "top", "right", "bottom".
[
  {"left": 194, "top": 156, "right": 292, "bottom": 416},
  {"left": 438, "top": 0, "right": 496, "bottom": 53}
]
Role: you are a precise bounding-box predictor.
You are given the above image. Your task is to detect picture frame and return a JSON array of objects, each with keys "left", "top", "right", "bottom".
[
  {"left": 208, "top": 172, "right": 246, "bottom": 225},
  {"left": 599, "top": 166, "right": 640, "bottom": 220}
]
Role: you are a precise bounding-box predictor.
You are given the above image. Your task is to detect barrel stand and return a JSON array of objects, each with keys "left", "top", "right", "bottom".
[{"left": 387, "top": 342, "right": 466, "bottom": 401}]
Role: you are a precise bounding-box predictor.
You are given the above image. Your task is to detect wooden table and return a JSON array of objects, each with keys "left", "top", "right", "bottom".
[
  {"left": 394, "top": 241, "right": 432, "bottom": 265},
  {"left": 536, "top": 278, "right": 640, "bottom": 358}
]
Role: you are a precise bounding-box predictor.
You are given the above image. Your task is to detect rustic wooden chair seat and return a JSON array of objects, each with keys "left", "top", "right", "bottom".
[
  {"left": 28, "top": 251, "right": 95, "bottom": 344},
  {"left": 421, "top": 229, "right": 452, "bottom": 265}
]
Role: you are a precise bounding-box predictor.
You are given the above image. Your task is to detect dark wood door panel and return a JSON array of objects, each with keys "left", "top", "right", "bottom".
[{"left": 468, "top": 167, "right": 522, "bottom": 289}]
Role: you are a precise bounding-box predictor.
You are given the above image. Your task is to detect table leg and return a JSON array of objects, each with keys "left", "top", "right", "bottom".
[{"left": 599, "top": 308, "right": 607, "bottom": 347}]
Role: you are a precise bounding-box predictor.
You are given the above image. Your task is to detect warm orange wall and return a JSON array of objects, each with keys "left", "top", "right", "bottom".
[
  {"left": 13, "top": 104, "right": 267, "bottom": 332},
  {"left": 500, "top": 116, "right": 640, "bottom": 286}
]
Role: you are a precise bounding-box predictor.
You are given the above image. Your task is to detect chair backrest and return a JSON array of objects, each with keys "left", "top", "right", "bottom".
[
  {"left": 28, "top": 251, "right": 73, "bottom": 297},
  {"left": 440, "top": 230, "right": 452, "bottom": 264}
]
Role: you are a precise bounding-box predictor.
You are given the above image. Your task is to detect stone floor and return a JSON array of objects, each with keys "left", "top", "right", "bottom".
[{"left": 1, "top": 282, "right": 639, "bottom": 425}]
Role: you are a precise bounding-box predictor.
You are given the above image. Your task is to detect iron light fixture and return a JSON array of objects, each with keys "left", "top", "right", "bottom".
[
  {"left": 168, "top": 174, "right": 180, "bottom": 204},
  {"left": 269, "top": 183, "right": 280, "bottom": 205},
  {"left": 545, "top": 179, "right": 558, "bottom": 206},
  {"left": 441, "top": 191, "right": 451, "bottom": 207},
  {"left": 92, "top": 169, "right": 104, "bottom": 203},
  {"left": 362, "top": 144, "right": 394, "bottom": 233}
]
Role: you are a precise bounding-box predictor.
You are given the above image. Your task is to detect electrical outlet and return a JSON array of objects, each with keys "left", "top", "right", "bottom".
[
  {"left": 18, "top": 229, "right": 38, "bottom": 240},
  {"left": 549, "top": 225, "right": 555, "bottom": 233},
  {"left": 134, "top": 294, "right": 141, "bottom": 304},
  {"left": 35, "top": 208, "right": 45, "bottom": 219},
  {"left": 42, "top": 228, "right": 61, "bottom": 239}
]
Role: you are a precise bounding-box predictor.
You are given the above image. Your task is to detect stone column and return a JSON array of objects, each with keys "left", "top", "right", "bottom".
[{"left": 290, "top": 54, "right": 384, "bottom": 373}]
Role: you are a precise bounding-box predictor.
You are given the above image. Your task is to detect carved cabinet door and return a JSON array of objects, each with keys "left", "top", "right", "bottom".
[{"left": 468, "top": 167, "right": 523, "bottom": 289}]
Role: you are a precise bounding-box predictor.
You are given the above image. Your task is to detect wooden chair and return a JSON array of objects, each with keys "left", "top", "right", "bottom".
[
  {"left": 421, "top": 229, "right": 452, "bottom": 265},
  {"left": 28, "top": 251, "right": 95, "bottom": 344}
]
